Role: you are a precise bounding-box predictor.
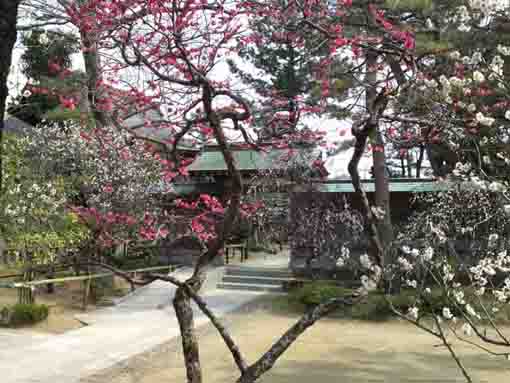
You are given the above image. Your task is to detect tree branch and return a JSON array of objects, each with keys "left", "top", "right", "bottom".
[{"left": 238, "top": 295, "right": 359, "bottom": 383}]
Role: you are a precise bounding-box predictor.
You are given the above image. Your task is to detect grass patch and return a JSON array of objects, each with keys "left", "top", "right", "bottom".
[{"left": 1, "top": 303, "right": 49, "bottom": 327}]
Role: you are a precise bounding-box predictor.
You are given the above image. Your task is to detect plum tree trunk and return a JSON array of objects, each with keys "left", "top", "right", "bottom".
[{"left": 173, "top": 286, "right": 202, "bottom": 383}]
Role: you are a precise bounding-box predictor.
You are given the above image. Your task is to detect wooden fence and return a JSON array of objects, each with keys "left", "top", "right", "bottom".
[{"left": 11, "top": 265, "right": 181, "bottom": 306}]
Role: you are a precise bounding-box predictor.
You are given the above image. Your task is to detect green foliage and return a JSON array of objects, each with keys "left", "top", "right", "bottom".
[
  {"left": 385, "top": 0, "right": 433, "bottom": 10},
  {"left": 290, "top": 281, "right": 353, "bottom": 306},
  {"left": 44, "top": 106, "right": 84, "bottom": 121},
  {"left": 8, "top": 214, "right": 89, "bottom": 258},
  {"left": 0, "top": 303, "right": 49, "bottom": 327},
  {"left": 8, "top": 29, "right": 81, "bottom": 126},
  {"left": 288, "top": 282, "right": 400, "bottom": 320},
  {"left": 20, "top": 29, "right": 79, "bottom": 80},
  {"left": 289, "top": 283, "right": 461, "bottom": 321},
  {"left": 1, "top": 133, "right": 89, "bottom": 262},
  {"left": 289, "top": 281, "right": 510, "bottom": 323},
  {"left": 415, "top": 33, "right": 451, "bottom": 55}
]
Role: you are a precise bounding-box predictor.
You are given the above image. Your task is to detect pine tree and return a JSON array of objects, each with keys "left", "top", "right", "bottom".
[
  {"left": 227, "top": 0, "right": 353, "bottom": 142},
  {"left": 7, "top": 29, "right": 81, "bottom": 126}
]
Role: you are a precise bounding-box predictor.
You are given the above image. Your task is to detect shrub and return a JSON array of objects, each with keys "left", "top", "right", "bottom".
[
  {"left": 290, "top": 281, "right": 352, "bottom": 307},
  {"left": 350, "top": 291, "right": 415, "bottom": 321},
  {"left": 0, "top": 303, "right": 49, "bottom": 327},
  {"left": 289, "top": 282, "right": 425, "bottom": 321},
  {"left": 288, "top": 282, "right": 510, "bottom": 323}
]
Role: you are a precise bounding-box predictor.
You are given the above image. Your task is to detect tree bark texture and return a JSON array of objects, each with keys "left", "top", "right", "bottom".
[
  {"left": 173, "top": 286, "right": 203, "bottom": 383},
  {"left": 366, "top": 50, "right": 393, "bottom": 255}
]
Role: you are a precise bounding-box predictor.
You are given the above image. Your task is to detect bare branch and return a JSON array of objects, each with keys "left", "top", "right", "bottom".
[{"left": 238, "top": 295, "right": 360, "bottom": 383}]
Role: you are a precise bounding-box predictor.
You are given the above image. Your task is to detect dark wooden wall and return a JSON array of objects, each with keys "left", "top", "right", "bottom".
[{"left": 289, "top": 191, "right": 416, "bottom": 277}]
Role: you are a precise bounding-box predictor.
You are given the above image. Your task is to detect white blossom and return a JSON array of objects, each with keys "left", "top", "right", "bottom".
[
  {"left": 497, "top": 44, "right": 510, "bottom": 56},
  {"left": 453, "top": 290, "right": 466, "bottom": 304},
  {"left": 473, "top": 71, "right": 485, "bottom": 83},
  {"left": 471, "top": 51, "right": 483, "bottom": 65},
  {"left": 39, "top": 33, "right": 49, "bottom": 45},
  {"left": 449, "top": 51, "right": 461, "bottom": 60},
  {"left": 360, "top": 253, "right": 372, "bottom": 269},
  {"left": 449, "top": 77, "right": 463, "bottom": 87},
  {"left": 423, "top": 247, "right": 434, "bottom": 261},
  {"left": 442, "top": 307, "right": 453, "bottom": 320},
  {"left": 408, "top": 306, "right": 419, "bottom": 320},
  {"left": 398, "top": 256, "right": 413, "bottom": 272},
  {"left": 476, "top": 112, "right": 495, "bottom": 127},
  {"left": 465, "top": 304, "right": 480, "bottom": 319},
  {"left": 489, "top": 182, "right": 506, "bottom": 192}
]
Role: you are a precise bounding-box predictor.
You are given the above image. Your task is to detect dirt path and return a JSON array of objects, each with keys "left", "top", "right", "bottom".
[{"left": 83, "top": 298, "right": 510, "bottom": 383}]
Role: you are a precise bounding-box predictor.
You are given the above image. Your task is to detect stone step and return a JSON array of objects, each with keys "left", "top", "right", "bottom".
[
  {"left": 217, "top": 282, "right": 284, "bottom": 293},
  {"left": 224, "top": 266, "right": 292, "bottom": 279},
  {"left": 222, "top": 275, "right": 290, "bottom": 286}
]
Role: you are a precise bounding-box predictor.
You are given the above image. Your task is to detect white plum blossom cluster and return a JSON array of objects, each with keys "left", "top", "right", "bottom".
[
  {"left": 475, "top": 112, "right": 496, "bottom": 127},
  {"left": 456, "top": 6, "right": 472, "bottom": 32},
  {"left": 397, "top": 246, "right": 435, "bottom": 281},
  {"left": 12, "top": 119, "right": 174, "bottom": 246},
  {"left": 395, "top": 4, "right": 510, "bottom": 360},
  {"left": 420, "top": 51, "right": 509, "bottom": 138},
  {"left": 469, "top": 0, "right": 505, "bottom": 14},
  {"left": 26, "top": 120, "right": 168, "bottom": 214},
  {"left": 335, "top": 245, "right": 350, "bottom": 268},
  {"left": 1, "top": 135, "right": 67, "bottom": 235},
  {"left": 456, "top": 0, "right": 505, "bottom": 32},
  {"left": 497, "top": 44, "right": 510, "bottom": 57},
  {"left": 359, "top": 253, "right": 382, "bottom": 291},
  {"left": 470, "top": 249, "right": 510, "bottom": 304}
]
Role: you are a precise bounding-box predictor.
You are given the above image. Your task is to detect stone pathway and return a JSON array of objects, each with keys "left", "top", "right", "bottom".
[{"left": 0, "top": 263, "right": 281, "bottom": 383}]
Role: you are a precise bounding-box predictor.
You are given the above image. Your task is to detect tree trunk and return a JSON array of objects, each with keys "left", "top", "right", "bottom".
[
  {"left": 406, "top": 152, "right": 412, "bottom": 178},
  {"left": 366, "top": 51, "right": 392, "bottom": 262},
  {"left": 0, "top": 0, "right": 21, "bottom": 192},
  {"left": 173, "top": 286, "right": 202, "bottom": 383},
  {"left": 416, "top": 145, "right": 425, "bottom": 178}
]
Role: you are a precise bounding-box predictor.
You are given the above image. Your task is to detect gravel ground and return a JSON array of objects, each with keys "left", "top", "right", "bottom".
[{"left": 81, "top": 297, "right": 510, "bottom": 383}]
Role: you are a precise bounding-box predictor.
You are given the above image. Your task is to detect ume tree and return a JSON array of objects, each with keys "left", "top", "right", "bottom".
[{"left": 25, "top": 0, "right": 510, "bottom": 382}]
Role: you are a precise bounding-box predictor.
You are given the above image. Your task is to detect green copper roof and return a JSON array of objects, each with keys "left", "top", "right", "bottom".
[
  {"left": 313, "top": 179, "right": 454, "bottom": 193},
  {"left": 171, "top": 183, "right": 222, "bottom": 195},
  {"left": 188, "top": 148, "right": 318, "bottom": 172},
  {"left": 163, "top": 179, "right": 458, "bottom": 196}
]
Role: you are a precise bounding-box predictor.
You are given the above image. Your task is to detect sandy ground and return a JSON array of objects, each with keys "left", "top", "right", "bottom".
[
  {"left": 82, "top": 298, "right": 510, "bottom": 383},
  {"left": 0, "top": 277, "right": 132, "bottom": 333}
]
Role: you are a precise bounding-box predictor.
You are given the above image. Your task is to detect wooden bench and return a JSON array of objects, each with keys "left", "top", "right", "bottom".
[{"left": 224, "top": 241, "right": 248, "bottom": 264}]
